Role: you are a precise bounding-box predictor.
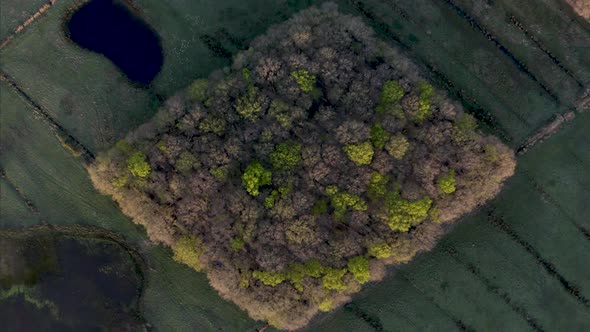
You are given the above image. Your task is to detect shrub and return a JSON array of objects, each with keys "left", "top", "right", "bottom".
[
  {"left": 370, "top": 123, "right": 390, "bottom": 150},
  {"left": 343, "top": 141, "right": 374, "bottom": 165},
  {"left": 452, "top": 113, "right": 477, "bottom": 143},
  {"left": 115, "top": 139, "right": 132, "bottom": 154},
  {"left": 318, "top": 300, "right": 334, "bottom": 312},
  {"left": 347, "top": 256, "right": 370, "bottom": 284},
  {"left": 270, "top": 142, "right": 302, "bottom": 171},
  {"left": 368, "top": 241, "right": 392, "bottom": 259},
  {"left": 187, "top": 79, "right": 209, "bottom": 102},
  {"left": 437, "top": 170, "right": 456, "bottom": 194},
  {"left": 253, "top": 270, "right": 286, "bottom": 287},
  {"left": 385, "top": 134, "right": 409, "bottom": 160},
  {"left": 111, "top": 174, "right": 128, "bottom": 188},
  {"left": 172, "top": 235, "right": 205, "bottom": 271},
  {"left": 127, "top": 152, "right": 151, "bottom": 178},
  {"left": 242, "top": 161, "right": 272, "bottom": 196},
  {"left": 291, "top": 69, "right": 316, "bottom": 93}
]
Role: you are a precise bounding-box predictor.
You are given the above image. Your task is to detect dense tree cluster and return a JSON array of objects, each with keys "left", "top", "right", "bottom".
[{"left": 88, "top": 4, "right": 515, "bottom": 330}]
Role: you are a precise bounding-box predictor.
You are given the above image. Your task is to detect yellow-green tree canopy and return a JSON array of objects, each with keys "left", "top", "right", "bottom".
[
  {"left": 344, "top": 141, "right": 374, "bottom": 165},
  {"left": 127, "top": 152, "right": 151, "bottom": 178},
  {"left": 291, "top": 69, "right": 316, "bottom": 93},
  {"left": 172, "top": 235, "right": 206, "bottom": 271},
  {"left": 242, "top": 161, "right": 272, "bottom": 196},
  {"left": 347, "top": 256, "right": 370, "bottom": 284},
  {"left": 270, "top": 141, "right": 302, "bottom": 171},
  {"left": 437, "top": 170, "right": 457, "bottom": 194}
]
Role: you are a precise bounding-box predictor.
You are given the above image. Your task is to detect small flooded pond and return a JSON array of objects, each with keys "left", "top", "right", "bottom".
[
  {"left": 0, "top": 228, "right": 145, "bottom": 331},
  {"left": 66, "top": 0, "right": 163, "bottom": 85}
]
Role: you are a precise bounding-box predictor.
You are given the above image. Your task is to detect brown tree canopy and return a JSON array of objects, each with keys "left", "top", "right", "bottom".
[{"left": 88, "top": 4, "right": 515, "bottom": 330}]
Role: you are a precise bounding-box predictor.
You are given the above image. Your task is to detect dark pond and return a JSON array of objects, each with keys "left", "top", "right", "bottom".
[
  {"left": 66, "top": 0, "right": 163, "bottom": 85},
  {"left": 0, "top": 231, "right": 144, "bottom": 331}
]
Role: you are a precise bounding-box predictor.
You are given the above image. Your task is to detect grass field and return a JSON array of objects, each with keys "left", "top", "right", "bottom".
[
  {"left": 0, "top": 0, "right": 49, "bottom": 41},
  {"left": 1, "top": 0, "right": 588, "bottom": 331}
]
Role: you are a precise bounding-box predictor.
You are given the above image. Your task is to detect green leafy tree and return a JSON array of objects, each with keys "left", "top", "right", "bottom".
[
  {"left": 242, "top": 161, "right": 272, "bottom": 196},
  {"left": 368, "top": 241, "right": 392, "bottom": 259},
  {"left": 385, "top": 134, "right": 409, "bottom": 160},
  {"left": 231, "top": 237, "right": 245, "bottom": 251},
  {"left": 368, "top": 172, "right": 388, "bottom": 201},
  {"left": 383, "top": 192, "right": 432, "bottom": 232},
  {"left": 209, "top": 167, "right": 228, "bottom": 181},
  {"left": 311, "top": 199, "right": 328, "bottom": 215},
  {"left": 322, "top": 268, "right": 347, "bottom": 292},
  {"left": 199, "top": 117, "right": 226, "bottom": 135},
  {"left": 286, "top": 263, "right": 306, "bottom": 291},
  {"left": 291, "top": 69, "right": 316, "bottom": 93},
  {"left": 437, "top": 170, "right": 456, "bottom": 194},
  {"left": 370, "top": 123, "right": 390, "bottom": 150},
  {"left": 327, "top": 187, "right": 368, "bottom": 219},
  {"left": 415, "top": 81, "right": 434, "bottom": 123},
  {"left": 236, "top": 88, "right": 263, "bottom": 121},
  {"left": 380, "top": 80, "right": 405, "bottom": 105},
  {"left": 265, "top": 190, "right": 280, "bottom": 209},
  {"left": 172, "top": 235, "right": 206, "bottom": 271},
  {"left": 303, "top": 259, "right": 325, "bottom": 278},
  {"left": 347, "top": 256, "right": 370, "bottom": 284},
  {"left": 343, "top": 141, "right": 374, "bottom": 165},
  {"left": 270, "top": 142, "right": 302, "bottom": 171},
  {"left": 127, "top": 152, "right": 151, "bottom": 178},
  {"left": 252, "top": 270, "right": 286, "bottom": 287},
  {"left": 176, "top": 151, "right": 198, "bottom": 174}
]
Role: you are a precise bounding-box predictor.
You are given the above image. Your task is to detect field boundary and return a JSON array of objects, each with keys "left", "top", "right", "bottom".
[
  {"left": 442, "top": 0, "right": 561, "bottom": 104},
  {"left": 0, "top": 72, "right": 95, "bottom": 162},
  {"left": 443, "top": 246, "right": 545, "bottom": 331},
  {"left": 507, "top": 14, "right": 584, "bottom": 87},
  {"left": 0, "top": 168, "right": 43, "bottom": 219},
  {"left": 487, "top": 210, "right": 590, "bottom": 308},
  {"left": 0, "top": 0, "right": 57, "bottom": 50}
]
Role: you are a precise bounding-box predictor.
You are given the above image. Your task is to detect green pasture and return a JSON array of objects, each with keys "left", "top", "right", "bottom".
[
  {"left": 0, "top": 0, "right": 48, "bottom": 41},
  {"left": 1, "top": 0, "right": 589, "bottom": 331}
]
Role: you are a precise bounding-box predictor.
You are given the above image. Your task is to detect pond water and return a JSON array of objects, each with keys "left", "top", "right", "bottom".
[
  {"left": 66, "top": 0, "right": 163, "bottom": 85},
  {"left": 0, "top": 230, "right": 145, "bottom": 331}
]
